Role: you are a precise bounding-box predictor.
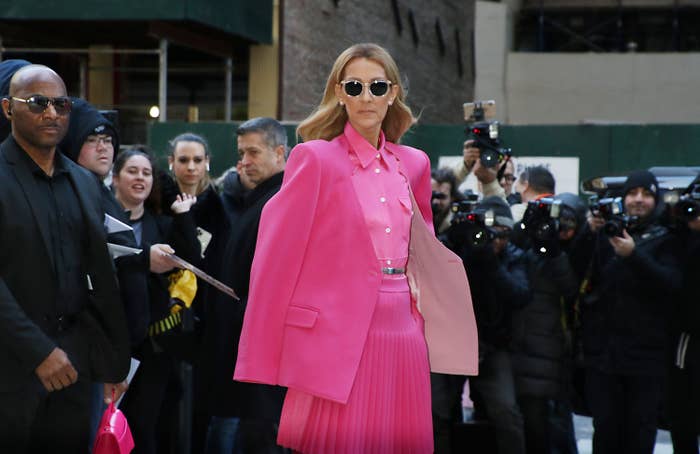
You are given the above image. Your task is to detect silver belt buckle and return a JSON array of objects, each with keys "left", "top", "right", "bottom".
[{"left": 381, "top": 267, "right": 405, "bottom": 275}]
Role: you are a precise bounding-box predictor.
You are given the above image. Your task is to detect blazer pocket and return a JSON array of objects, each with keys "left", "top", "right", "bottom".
[{"left": 285, "top": 305, "right": 319, "bottom": 329}]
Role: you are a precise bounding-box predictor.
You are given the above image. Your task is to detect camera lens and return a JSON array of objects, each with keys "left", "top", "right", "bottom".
[
  {"left": 480, "top": 149, "right": 500, "bottom": 168},
  {"left": 471, "top": 228, "right": 490, "bottom": 247},
  {"left": 603, "top": 219, "right": 622, "bottom": 237}
]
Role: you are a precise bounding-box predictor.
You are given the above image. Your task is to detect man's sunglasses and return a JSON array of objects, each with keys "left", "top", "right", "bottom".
[
  {"left": 340, "top": 80, "right": 392, "bottom": 97},
  {"left": 11, "top": 96, "right": 72, "bottom": 115}
]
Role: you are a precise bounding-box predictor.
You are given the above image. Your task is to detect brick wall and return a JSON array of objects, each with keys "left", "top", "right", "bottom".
[{"left": 280, "top": 0, "right": 475, "bottom": 125}]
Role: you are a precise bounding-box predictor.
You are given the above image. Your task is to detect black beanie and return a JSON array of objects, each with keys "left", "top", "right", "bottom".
[
  {"left": 622, "top": 170, "right": 659, "bottom": 202},
  {"left": 476, "top": 196, "right": 514, "bottom": 228},
  {"left": 0, "top": 59, "right": 32, "bottom": 143},
  {"left": 59, "top": 98, "right": 119, "bottom": 163}
]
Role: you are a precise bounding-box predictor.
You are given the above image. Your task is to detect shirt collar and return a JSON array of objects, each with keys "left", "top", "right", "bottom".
[
  {"left": 18, "top": 146, "right": 68, "bottom": 179},
  {"left": 344, "top": 122, "right": 387, "bottom": 169}
]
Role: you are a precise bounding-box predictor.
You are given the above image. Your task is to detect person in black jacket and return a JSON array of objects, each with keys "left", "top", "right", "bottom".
[
  {"left": 667, "top": 178, "right": 700, "bottom": 454},
  {"left": 58, "top": 98, "right": 153, "bottom": 448},
  {"left": 203, "top": 117, "right": 287, "bottom": 454},
  {"left": 160, "top": 132, "right": 232, "bottom": 450},
  {"left": 111, "top": 149, "right": 200, "bottom": 454},
  {"left": 510, "top": 193, "right": 582, "bottom": 453},
  {"left": 60, "top": 98, "right": 150, "bottom": 348},
  {"left": 446, "top": 196, "right": 530, "bottom": 454},
  {"left": 579, "top": 170, "right": 681, "bottom": 454},
  {"left": 0, "top": 64, "right": 130, "bottom": 452}
]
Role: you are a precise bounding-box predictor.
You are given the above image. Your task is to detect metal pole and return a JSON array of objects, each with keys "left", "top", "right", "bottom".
[
  {"left": 159, "top": 39, "right": 168, "bottom": 122},
  {"left": 79, "top": 59, "right": 87, "bottom": 100},
  {"left": 537, "top": 0, "right": 545, "bottom": 52},
  {"left": 225, "top": 57, "right": 233, "bottom": 122}
]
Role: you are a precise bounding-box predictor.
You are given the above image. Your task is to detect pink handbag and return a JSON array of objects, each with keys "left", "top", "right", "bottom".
[{"left": 92, "top": 395, "right": 135, "bottom": 454}]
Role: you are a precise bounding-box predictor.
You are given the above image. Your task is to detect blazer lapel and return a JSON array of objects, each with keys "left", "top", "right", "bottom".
[{"left": 4, "top": 143, "right": 56, "bottom": 271}]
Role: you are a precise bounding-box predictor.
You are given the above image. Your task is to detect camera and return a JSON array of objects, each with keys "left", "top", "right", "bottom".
[
  {"left": 589, "top": 196, "right": 636, "bottom": 237},
  {"left": 450, "top": 193, "right": 480, "bottom": 222},
  {"left": 519, "top": 198, "right": 562, "bottom": 255},
  {"left": 463, "top": 100, "right": 512, "bottom": 168},
  {"left": 675, "top": 184, "right": 700, "bottom": 223},
  {"left": 448, "top": 203, "right": 509, "bottom": 249},
  {"left": 662, "top": 183, "right": 700, "bottom": 226}
]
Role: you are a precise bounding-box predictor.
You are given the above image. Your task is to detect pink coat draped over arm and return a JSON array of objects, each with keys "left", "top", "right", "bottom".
[{"left": 234, "top": 135, "right": 478, "bottom": 404}]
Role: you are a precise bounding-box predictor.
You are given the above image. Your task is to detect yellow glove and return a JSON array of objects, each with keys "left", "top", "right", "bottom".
[{"left": 168, "top": 269, "right": 197, "bottom": 314}]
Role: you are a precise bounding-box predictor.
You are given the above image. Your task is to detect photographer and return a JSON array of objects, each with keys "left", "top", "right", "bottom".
[
  {"left": 510, "top": 193, "right": 583, "bottom": 454},
  {"left": 454, "top": 139, "right": 508, "bottom": 201},
  {"left": 578, "top": 170, "right": 681, "bottom": 454},
  {"left": 431, "top": 167, "right": 463, "bottom": 236},
  {"left": 447, "top": 196, "right": 530, "bottom": 454},
  {"left": 667, "top": 177, "right": 700, "bottom": 454}
]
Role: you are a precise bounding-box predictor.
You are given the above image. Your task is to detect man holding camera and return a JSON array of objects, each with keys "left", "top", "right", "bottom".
[
  {"left": 667, "top": 176, "right": 700, "bottom": 454},
  {"left": 431, "top": 167, "right": 463, "bottom": 236},
  {"left": 579, "top": 170, "right": 681, "bottom": 454},
  {"left": 455, "top": 139, "right": 508, "bottom": 201},
  {"left": 446, "top": 196, "right": 530, "bottom": 454}
]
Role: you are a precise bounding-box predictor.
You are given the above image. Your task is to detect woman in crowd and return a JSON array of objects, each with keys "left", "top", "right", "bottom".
[
  {"left": 165, "top": 132, "right": 229, "bottom": 291},
  {"left": 233, "top": 42, "right": 478, "bottom": 453},
  {"left": 164, "top": 132, "right": 231, "bottom": 449},
  {"left": 113, "top": 149, "right": 200, "bottom": 454}
]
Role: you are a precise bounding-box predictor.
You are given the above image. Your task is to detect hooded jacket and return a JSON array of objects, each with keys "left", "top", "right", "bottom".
[{"left": 59, "top": 98, "right": 119, "bottom": 161}]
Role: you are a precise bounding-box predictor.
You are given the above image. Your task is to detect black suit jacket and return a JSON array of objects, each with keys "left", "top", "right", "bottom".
[{"left": 0, "top": 136, "right": 130, "bottom": 390}]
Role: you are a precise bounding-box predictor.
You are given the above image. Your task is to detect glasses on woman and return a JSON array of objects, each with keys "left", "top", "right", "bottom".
[
  {"left": 11, "top": 96, "right": 72, "bottom": 115},
  {"left": 339, "top": 80, "right": 392, "bottom": 97},
  {"left": 500, "top": 174, "right": 516, "bottom": 183}
]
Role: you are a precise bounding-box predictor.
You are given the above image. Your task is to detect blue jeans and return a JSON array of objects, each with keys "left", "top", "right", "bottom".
[{"left": 205, "top": 416, "right": 240, "bottom": 454}]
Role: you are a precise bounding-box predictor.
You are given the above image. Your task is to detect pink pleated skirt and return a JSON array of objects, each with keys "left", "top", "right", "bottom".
[{"left": 277, "top": 275, "right": 433, "bottom": 454}]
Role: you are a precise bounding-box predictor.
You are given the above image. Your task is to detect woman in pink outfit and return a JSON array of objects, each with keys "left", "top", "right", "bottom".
[{"left": 234, "top": 43, "right": 478, "bottom": 453}]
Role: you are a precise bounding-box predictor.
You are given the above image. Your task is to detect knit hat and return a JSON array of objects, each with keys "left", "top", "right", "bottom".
[
  {"left": 59, "top": 98, "right": 119, "bottom": 163},
  {"left": 554, "top": 192, "right": 587, "bottom": 226},
  {"left": 0, "top": 59, "right": 32, "bottom": 142},
  {"left": 476, "top": 196, "right": 514, "bottom": 228},
  {"left": 622, "top": 170, "right": 659, "bottom": 202}
]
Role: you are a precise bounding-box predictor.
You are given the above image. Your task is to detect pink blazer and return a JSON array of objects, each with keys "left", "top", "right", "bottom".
[{"left": 233, "top": 133, "right": 478, "bottom": 404}]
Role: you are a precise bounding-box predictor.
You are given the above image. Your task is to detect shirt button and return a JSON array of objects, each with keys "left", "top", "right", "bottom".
[
  {"left": 380, "top": 197, "right": 386, "bottom": 203},
  {"left": 385, "top": 227, "right": 391, "bottom": 234},
  {"left": 376, "top": 153, "right": 381, "bottom": 159},
  {"left": 386, "top": 259, "right": 392, "bottom": 265},
  {"left": 374, "top": 168, "right": 380, "bottom": 174}
]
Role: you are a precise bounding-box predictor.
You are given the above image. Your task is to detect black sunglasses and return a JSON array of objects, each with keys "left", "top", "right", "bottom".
[
  {"left": 340, "top": 80, "right": 392, "bottom": 97},
  {"left": 11, "top": 96, "right": 72, "bottom": 115}
]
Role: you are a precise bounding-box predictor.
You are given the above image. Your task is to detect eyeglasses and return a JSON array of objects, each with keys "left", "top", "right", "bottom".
[
  {"left": 11, "top": 96, "right": 72, "bottom": 115},
  {"left": 84, "top": 135, "right": 113, "bottom": 147},
  {"left": 500, "top": 174, "right": 516, "bottom": 183},
  {"left": 339, "top": 80, "right": 392, "bottom": 97}
]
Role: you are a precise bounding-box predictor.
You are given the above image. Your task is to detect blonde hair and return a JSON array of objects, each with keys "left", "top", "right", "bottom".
[{"left": 297, "top": 43, "right": 416, "bottom": 143}]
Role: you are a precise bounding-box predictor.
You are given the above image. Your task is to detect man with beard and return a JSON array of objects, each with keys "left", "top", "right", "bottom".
[{"left": 579, "top": 170, "right": 681, "bottom": 454}]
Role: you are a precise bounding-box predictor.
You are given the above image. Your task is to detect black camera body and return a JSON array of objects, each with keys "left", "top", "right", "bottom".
[
  {"left": 519, "top": 197, "right": 563, "bottom": 255},
  {"left": 448, "top": 198, "right": 507, "bottom": 249},
  {"left": 675, "top": 184, "right": 700, "bottom": 223},
  {"left": 469, "top": 121, "right": 513, "bottom": 168},
  {"left": 589, "top": 196, "right": 635, "bottom": 237},
  {"left": 450, "top": 193, "right": 480, "bottom": 222},
  {"left": 451, "top": 210, "right": 496, "bottom": 248},
  {"left": 463, "top": 100, "right": 512, "bottom": 169}
]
